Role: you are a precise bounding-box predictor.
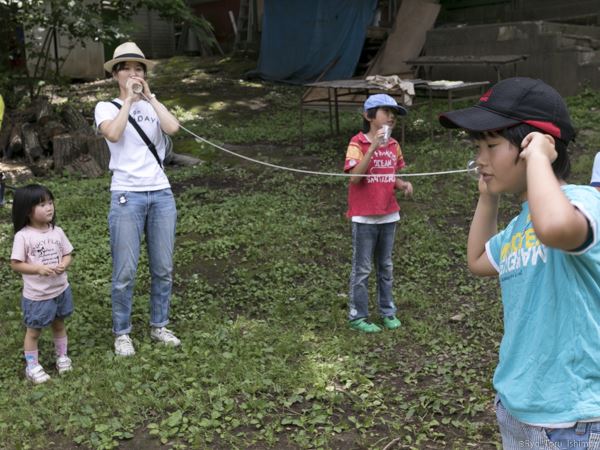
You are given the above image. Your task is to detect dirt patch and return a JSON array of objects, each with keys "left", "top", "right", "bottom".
[
  {"left": 171, "top": 174, "right": 247, "bottom": 196},
  {"left": 328, "top": 430, "right": 364, "bottom": 449},
  {"left": 171, "top": 142, "right": 338, "bottom": 195},
  {"left": 175, "top": 248, "right": 231, "bottom": 285},
  {"left": 218, "top": 143, "right": 329, "bottom": 172},
  {"left": 43, "top": 432, "right": 88, "bottom": 450},
  {"left": 117, "top": 428, "right": 171, "bottom": 450}
]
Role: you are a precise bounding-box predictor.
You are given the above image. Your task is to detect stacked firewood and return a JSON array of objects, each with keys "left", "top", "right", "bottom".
[{"left": 0, "top": 97, "right": 109, "bottom": 177}]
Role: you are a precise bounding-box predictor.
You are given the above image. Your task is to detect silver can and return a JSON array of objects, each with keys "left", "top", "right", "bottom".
[
  {"left": 467, "top": 159, "right": 481, "bottom": 180},
  {"left": 381, "top": 124, "right": 391, "bottom": 145}
]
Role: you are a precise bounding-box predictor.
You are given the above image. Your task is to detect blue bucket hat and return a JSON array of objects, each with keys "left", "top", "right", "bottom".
[{"left": 364, "top": 94, "right": 407, "bottom": 116}]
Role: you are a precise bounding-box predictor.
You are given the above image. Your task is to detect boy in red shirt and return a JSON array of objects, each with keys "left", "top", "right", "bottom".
[{"left": 344, "top": 94, "right": 413, "bottom": 333}]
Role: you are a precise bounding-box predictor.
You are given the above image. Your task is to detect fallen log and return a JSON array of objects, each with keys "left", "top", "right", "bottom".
[
  {"left": 0, "top": 161, "right": 34, "bottom": 185},
  {"left": 169, "top": 152, "right": 203, "bottom": 167}
]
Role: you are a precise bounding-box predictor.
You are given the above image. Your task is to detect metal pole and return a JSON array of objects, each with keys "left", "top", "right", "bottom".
[{"left": 299, "top": 95, "right": 304, "bottom": 148}]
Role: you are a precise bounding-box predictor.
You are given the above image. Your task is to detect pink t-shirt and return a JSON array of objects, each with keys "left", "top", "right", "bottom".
[
  {"left": 344, "top": 132, "right": 406, "bottom": 218},
  {"left": 11, "top": 225, "right": 74, "bottom": 301}
]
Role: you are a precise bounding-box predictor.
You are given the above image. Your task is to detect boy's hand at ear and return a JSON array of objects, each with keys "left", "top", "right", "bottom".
[
  {"left": 477, "top": 176, "right": 498, "bottom": 197},
  {"left": 520, "top": 132, "right": 557, "bottom": 163}
]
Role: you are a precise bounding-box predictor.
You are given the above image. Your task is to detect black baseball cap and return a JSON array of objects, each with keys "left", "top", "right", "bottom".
[{"left": 439, "top": 77, "right": 575, "bottom": 143}]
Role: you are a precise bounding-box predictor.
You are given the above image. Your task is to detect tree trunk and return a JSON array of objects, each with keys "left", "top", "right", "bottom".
[
  {"left": 17, "top": 105, "right": 37, "bottom": 124},
  {"left": 35, "top": 97, "right": 53, "bottom": 126},
  {"left": 0, "top": 114, "right": 12, "bottom": 158},
  {"left": 21, "top": 123, "right": 43, "bottom": 163},
  {"left": 86, "top": 135, "right": 110, "bottom": 171},
  {"left": 62, "top": 105, "right": 93, "bottom": 135},
  {"left": 39, "top": 120, "right": 68, "bottom": 151},
  {"left": 52, "top": 133, "right": 88, "bottom": 170},
  {"left": 66, "top": 154, "right": 104, "bottom": 178},
  {"left": 8, "top": 122, "right": 23, "bottom": 159}
]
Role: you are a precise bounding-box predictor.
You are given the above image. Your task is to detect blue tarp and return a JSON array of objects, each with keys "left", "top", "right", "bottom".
[{"left": 251, "top": 0, "right": 377, "bottom": 83}]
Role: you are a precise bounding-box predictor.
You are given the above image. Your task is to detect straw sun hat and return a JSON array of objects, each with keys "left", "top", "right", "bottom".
[{"left": 103, "top": 42, "right": 157, "bottom": 73}]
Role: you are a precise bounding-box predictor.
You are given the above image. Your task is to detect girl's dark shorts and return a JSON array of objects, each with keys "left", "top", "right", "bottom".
[{"left": 21, "top": 286, "right": 74, "bottom": 328}]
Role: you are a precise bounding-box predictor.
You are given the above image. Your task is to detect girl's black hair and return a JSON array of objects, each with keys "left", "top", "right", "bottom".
[
  {"left": 112, "top": 61, "right": 147, "bottom": 75},
  {"left": 469, "top": 123, "right": 571, "bottom": 180},
  {"left": 12, "top": 184, "right": 56, "bottom": 233}
]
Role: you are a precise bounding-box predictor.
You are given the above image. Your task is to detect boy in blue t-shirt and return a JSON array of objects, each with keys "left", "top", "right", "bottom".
[
  {"left": 440, "top": 77, "right": 600, "bottom": 449},
  {"left": 590, "top": 151, "right": 600, "bottom": 191}
]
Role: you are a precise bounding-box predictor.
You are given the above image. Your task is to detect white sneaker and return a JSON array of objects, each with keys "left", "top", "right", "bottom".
[
  {"left": 114, "top": 334, "right": 135, "bottom": 356},
  {"left": 150, "top": 327, "right": 181, "bottom": 347},
  {"left": 26, "top": 364, "right": 51, "bottom": 384},
  {"left": 56, "top": 356, "right": 73, "bottom": 374}
]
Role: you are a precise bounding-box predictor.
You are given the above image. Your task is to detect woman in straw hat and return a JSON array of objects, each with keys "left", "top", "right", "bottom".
[{"left": 94, "top": 42, "right": 181, "bottom": 356}]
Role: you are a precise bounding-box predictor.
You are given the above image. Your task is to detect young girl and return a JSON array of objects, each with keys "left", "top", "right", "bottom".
[
  {"left": 10, "top": 184, "right": 74, "bottom": 384},
  {"left": 344, "top": 94, "right": 413, "bottom": 333}
]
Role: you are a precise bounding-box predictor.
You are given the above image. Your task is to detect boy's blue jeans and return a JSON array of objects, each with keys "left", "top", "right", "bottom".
[
  {"left": 348, "top": 221, "right": 397, "bottom": 321},
  {"left": 108, "top": 189, "right": 177, "bottom": 335},
  {"left": 496, "top": 396, "right": 600, "bottom": 449}
]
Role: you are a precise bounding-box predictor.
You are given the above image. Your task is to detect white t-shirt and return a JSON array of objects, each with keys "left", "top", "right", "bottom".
[
  {"left": 352, "top": 212, "right": 400, "bottom": 224},
  {"left": 94, "top": 99, "right": 171, "bottom": 192}
]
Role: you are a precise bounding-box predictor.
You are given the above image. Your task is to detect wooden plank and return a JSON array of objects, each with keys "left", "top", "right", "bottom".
[
  {"left": 406, "top": 54, "right": 528, "bottom": 65},
  {"left": 366, "top": 0, "right": 441, "bottom": 77},
  {"left": 440, "top": 0, "right": 509, "bottom": 10}
]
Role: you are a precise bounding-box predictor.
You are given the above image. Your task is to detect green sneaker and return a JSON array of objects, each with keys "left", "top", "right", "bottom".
[
  {"left": 382, "top": 315, "right": 401, "bottom": 330},
  {"left": 349, "top": 318, "right": 382, "bottom": 333}
]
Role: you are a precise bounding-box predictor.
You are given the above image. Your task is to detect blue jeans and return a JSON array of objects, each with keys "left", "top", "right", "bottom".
[
  {"left": 348, "top": 221, "right": 397, "bottom": 321},
  {"left": 496, "top": 396, "right": 600, "bottom": 449},
  {"left": 108, "top": 189, "right": 177, "bottom": 335}
]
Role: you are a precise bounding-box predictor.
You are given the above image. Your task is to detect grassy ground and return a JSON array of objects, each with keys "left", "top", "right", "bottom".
[{"left": 1, "top": 55, "right": 600, "bottom": 449}]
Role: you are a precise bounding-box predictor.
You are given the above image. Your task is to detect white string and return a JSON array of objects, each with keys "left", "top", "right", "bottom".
[
  {"left": 181, "top": 123, "right": 473, "bottom": 178},
  {"left": 142, "top": 92, "right": 475, "bottom": 179}
]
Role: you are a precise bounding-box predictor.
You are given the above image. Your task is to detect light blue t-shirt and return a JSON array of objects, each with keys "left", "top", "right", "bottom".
[
  {"left": 591, "top": 152, "right": 600, "bottom": 187},
  {"left": 486, "top": 185, "right": 600, "bottom": 425}
]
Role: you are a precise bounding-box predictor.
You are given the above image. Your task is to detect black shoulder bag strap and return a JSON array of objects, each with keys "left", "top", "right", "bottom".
[{"left": 110, "top": 101, "right": 163, "bottom": 169}]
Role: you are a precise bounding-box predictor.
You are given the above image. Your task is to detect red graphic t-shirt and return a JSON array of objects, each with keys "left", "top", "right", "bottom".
[{"left": 344, "top": 132, "right": 405, "bottom": 218}]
